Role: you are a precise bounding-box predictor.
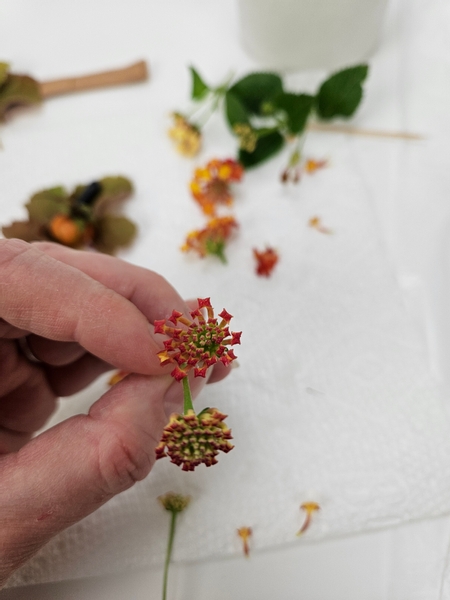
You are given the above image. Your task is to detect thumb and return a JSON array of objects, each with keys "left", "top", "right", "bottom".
[{"left": 0, "top": 374, "right": 172, "bottom": 586}]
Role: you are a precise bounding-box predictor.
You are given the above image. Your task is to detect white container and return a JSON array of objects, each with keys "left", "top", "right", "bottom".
[{"left": 237, "top": 0, "right": 388, "bottom": 72}]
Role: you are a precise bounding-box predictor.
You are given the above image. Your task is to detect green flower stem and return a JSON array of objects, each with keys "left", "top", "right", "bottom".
[
  {"left": 162, "top": 509, "right": 178, "bottom": 600},
  {"left": 182, "top": 376, "right": 194, "bottom": 414}
]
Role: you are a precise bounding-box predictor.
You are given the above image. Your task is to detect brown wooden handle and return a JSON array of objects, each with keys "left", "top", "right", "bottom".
[
  {"left": 307, "top": 121, "right": 424, "bottom": 141},
  {"left": 38, "top": 60, "right": 149, "bottom": 99}
]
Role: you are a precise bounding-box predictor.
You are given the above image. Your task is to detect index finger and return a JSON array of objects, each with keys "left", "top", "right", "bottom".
[{"left": 0, "top": 239, "right": 188, "bottom": 375}]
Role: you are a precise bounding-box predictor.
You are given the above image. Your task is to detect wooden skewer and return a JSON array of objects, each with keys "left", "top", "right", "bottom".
[
  {"left": 38, "top": 60, "right": 149, "bottom": 99},
  {"left": 308, "top": 121, "right": 425, "bottom": 141}
]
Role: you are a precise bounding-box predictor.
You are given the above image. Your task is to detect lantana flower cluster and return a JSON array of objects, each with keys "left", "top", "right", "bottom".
[
  {"left": 182, "top": 158, "right": 243, "bottom": 263},
  {"left": 154, "top": 298, "right": 241, "bottom": 472}
]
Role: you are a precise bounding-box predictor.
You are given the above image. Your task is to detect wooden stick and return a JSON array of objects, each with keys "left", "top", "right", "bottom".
[
  {"left": 308, "top": 121, "right": 425, "bottom": 141},
  {"left": 38, "top": 60, "right": 149, "bottom": 99}
]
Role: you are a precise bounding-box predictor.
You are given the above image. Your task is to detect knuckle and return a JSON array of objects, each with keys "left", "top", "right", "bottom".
[
  {"left": 94, "top": 421, "right": 154, "bottom": 496},
  {"left": 0, "top": 239, "right": 30, "bottom": 268}
]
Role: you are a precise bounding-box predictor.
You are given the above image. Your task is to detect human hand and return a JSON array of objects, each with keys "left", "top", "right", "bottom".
[{"left": 0, "top": 239, "right": 228, "bottom": 587}]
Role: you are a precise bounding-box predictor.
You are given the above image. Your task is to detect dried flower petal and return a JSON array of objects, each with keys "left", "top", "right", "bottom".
[
  {"left": 253, "top": 247, "right": 279, "bottom": 277},
  {"left": 168, "top": 112, "right": 201, "bottom": 157},
  {"left": 182, "top": 216, "right": 238, "bottom": 263},
  {"left": 108, "top": 370, "right": 129, "bottom": 386},
  {"left": 158, "top": 491, "right": 191, "bottom": 513},
  {"left": 190, "top": 158, "right": 243, "bottom": 216},
  {"left": 308, "top": 216, "right": 333, "bottom": 235},
  {"left": 237, "top": 526, "right": 253, "bottom": 557},
  {"left": 154, "top": 297, "right": 241, "bottom": 380},
  {"left": 304, "top": 158, "right": 328, "bottom": 174},
  {"left": 155, "top": 408, "right": 234, "bottom": 471},
  {"left": 297, "top": 501, "right": 320, "bottom": 535}
]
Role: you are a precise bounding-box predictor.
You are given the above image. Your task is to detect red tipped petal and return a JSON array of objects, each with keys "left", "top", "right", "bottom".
[
  {"left": 171, "top": 366, "right": 188, "bottom": 381},
  {"left": 194, "top": 366, "right": 208, "bottom": 378},
  {"left": 154, "top": 320, "right": 166, "bottom": 334},
  {"left": 168, "top": 310, "right": 183, "bottom": 324},
  {"left": 231, "top": 331, "right": 242, "bottom": 345},
  {"left": 218, "top": 309, "right": 233, "bottom": 322},
  {"left": 198, "top": 297, "right": 212, "bottom": 308}
]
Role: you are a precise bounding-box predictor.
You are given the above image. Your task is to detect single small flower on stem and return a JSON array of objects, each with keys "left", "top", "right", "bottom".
[
  {"left": 237, "top": 526, "right": 253, "bottom": 557},
  {"left": 181, "top": 215, "right": 238, "bottom": 263},
  {"left": 304, "top": 158, "right": 328, "bottom": 174},
  {"left": 190, "top": 158, "right": 244, "bottom": 216},
  {"left": 154, "top": 298, "right": 241, "bottom": 471},
  {"left": 168, "top": 112, "right": 202, "bottom": 157},
  {"left": 308, "top": 216, "right": 333, "bottom": 235},
  {"left": 158, "top": 492, "right": 191, "bottom": 600},
  {"left": 253, "top": 246, "right": 279, "bottom": 277},
  {"left": 297, "top": 501, "right": 320, "bottom": 536}
]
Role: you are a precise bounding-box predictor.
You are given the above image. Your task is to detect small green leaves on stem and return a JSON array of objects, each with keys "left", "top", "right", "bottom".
[
  {"left": 315, "top": 64, "right": 369, "bottom": 120},
  {"left": 228, "top": 72, "right": 283, "bottom": 114},
  {"left": 189, "top": 66, "right": 210, "bottom": 101}
]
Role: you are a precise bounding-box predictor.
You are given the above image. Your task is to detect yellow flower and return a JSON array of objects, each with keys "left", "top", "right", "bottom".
[
  {"left": 189, "top": 158, "right": 244, "bottom": 216},
  {"left": 233, "top": 123, "right": 257, "bottom": 153},
  {"left": 168, "top": 113, "right": 201, "bottom": 157}
]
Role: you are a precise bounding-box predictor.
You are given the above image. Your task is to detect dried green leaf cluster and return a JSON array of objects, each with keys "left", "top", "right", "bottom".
[
  {"left": 2, "top": 176, "right": 137, "bottom": 254},
  {"left": 0, "top": 62, "right": 42, "bottom": 120},
  {"left": 184, "top": 64, "right": 369, "bottom": 169}
]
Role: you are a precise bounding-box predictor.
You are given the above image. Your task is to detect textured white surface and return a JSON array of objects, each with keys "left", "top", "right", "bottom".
[{"left": 2, "top": 0, "right": 450, "bottom": 595}]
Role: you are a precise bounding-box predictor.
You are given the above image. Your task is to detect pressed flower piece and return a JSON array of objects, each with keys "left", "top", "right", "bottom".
[
  {"left": 190, "top": 158, "right": 243, "bottom": 216},
  {"left": 155, "top": 408, "right": 234, "bottom": 471},
  {"left": 297, "top": 501, "right": 320, "bottom": 535},
  {"left": 304, "top": 158, "right": 328, "bottom": 174},
  {"left": 154, "top": 297, "right": 241, "bottom": 381},
  {"left": 108, "top": 370, "right": 129, "bottom": 386},
  {"left": 168, "top": 112, "right": 201, "bottom": 157},
  {"left": 158, "top": 492, "right": 191, "bottom": 600},
  {"left": 237, "top": 526, "right": 253, "bottom": 557},
  {"left": 308, "top": 216, "right": 333, "bottom": 235},
  {"left": 154, "top": 298, "right": 240, "bottom": 471},
  {"left": 253, "top": 246, "right": 279, "bottom": 277},
  {"left": 281, "top": 149, "right": 302, "bottom": 184},
  {"left": 181, "top": 216, "right": 238, "bottom": 263}
]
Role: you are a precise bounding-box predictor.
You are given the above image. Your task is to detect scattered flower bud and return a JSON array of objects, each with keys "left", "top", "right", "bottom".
[
  {"left": 237, "top": 526, "right": 253, "bottom": 557},
  {"left": 297, "top": 501, "right": 320, "bottom": 536},
  {"left": 108, "top": 370, "right": 129, "bottom": 386},
  {"left": 308, "top": 216, "right": 333, "bottom": 235},
  {"left": 48, "top": 215, "right": 92, "bottom": 246},
  {"left": 304, "top": 158, "right": 328, "bottom": 174},
  {"left": 253, "top": 246, "right": 279, "bottom": 277}
]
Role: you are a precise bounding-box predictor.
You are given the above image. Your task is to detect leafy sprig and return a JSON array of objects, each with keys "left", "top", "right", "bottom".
[{"left": 173, "top": 64, "right": 369, "bottom": 175}]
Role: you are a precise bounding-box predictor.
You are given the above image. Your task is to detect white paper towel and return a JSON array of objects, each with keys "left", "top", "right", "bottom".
[{"left": 2, "top": 0, "right": 450, "bottom": 588}]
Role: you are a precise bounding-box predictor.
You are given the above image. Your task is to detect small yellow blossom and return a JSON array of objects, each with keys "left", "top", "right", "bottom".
[
  {"left": 168, "top": 113, "right": 201, "bottom": 157},
  {"left": 233, "top": 123, "right": 257, "bottom": 153}
]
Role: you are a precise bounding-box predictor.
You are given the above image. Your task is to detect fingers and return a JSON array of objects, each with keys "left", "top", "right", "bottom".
[
  {"left": 0, "top": 340, "right": 57, "bottom": 439},
  {"left": 0, "top": 374, "right": 172, "bottom": 586},
  {"left": 0, "top": 239, "right": 186, "bottom": 375},
  {"left": 26, "top": 336, "right": 86, "bottom": 366},
  {"left": 44, "top": 354, "right": 112, "bottom": 397},
  {"left": 32, "top": 241, "right": 188, "bottom": 322}
]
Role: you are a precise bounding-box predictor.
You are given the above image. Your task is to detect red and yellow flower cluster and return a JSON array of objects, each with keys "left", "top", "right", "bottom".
[
  {"left": 183, "top": 158, "right": 243, "bottom": 262},
  {"left": 154, "top": 297, "right": 241, "bottom": 381},
  {"left": 190, "top": 158, "right": 244, "bottom": 216}
]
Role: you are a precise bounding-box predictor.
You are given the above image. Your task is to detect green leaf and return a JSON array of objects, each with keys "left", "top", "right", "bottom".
[
  {"left": 273, "top": 92, "right": 314, "bottom": 134},
  {"left": 315, "top": 64, "right": 369, "bottom": 120},
  {"left": 238, "top": 131, "right": 284, "bottom": 169},
  {"left": 0, "top": 74, "right": 42, "bottom": 120},
  {"left": 225, "top": 91, "right": 250, "bottom": 128},
  {"left": 0, "top": 63, "right": 10, "bottom": 87},
  {"left": 94, "top": 215, "right": 137, "bottom": 254},
  {"left": 189, "top": 66, "right": 210, "bottom": 100},
  {"left": 228, "top": 72, "right": 283, "bottom": 114},
  {"left": 2, "top": 220, "right": 43, "bottom": 242},
  {"left": 25, "top": 187, "right": 69, "bottom": 224},
  {"left": 92, "top": 176, "right": 134, "bottom": 217}
]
